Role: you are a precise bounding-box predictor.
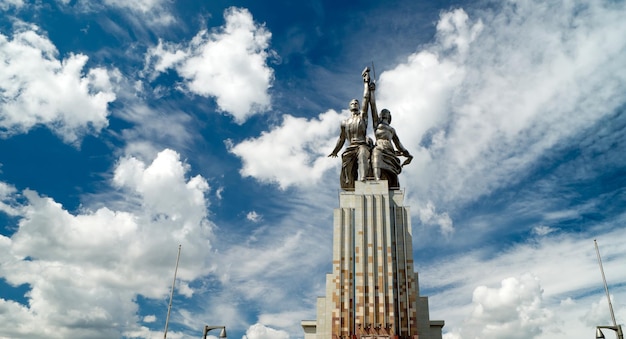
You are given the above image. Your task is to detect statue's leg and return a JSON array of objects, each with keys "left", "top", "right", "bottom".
[
  {"left": 357, "top": 145, "right": 370, "bottom": 181},
  {"left": 372, "top": 148, "right": 381, "bottom": 180},
  {"left": 342, "top": 148, "right": 358, "bottom": 189}
]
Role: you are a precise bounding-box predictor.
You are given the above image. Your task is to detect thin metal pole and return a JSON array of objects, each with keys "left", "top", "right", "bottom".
[
  {"left": 164, "top": 244, "right": 182, "bottom": 339},
  {"left": 595, "top": 239, "right": 618, "bottom": 327}
]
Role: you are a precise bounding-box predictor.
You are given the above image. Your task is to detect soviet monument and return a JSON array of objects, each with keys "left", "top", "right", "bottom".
[
  {"left": 328, "top": 68, "right": 413, "bottom": 190},
  {"left": 302, "top": 68, "right": 444, "bottom": 339}
]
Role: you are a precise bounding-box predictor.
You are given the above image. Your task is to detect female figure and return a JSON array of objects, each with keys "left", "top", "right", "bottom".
[
  {"left": 371, "top": 109, "right": 412, "bottom": 188},
  {"left": 366, "top": 70, "right": 413, "bottom": 189}
]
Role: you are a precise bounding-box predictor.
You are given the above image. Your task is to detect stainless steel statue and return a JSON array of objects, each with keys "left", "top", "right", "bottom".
[
  {"left": 329, "top": 67, "right": 412, "bottom": 190},
  {"left": 328, "top": 68, "right": 374, "bottom": 190},
  {"left": 371, "top": 107, "right": 413, "bottom": 188}
]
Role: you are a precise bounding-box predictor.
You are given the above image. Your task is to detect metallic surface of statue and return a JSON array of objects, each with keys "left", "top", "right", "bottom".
[
  {"left": 370, "top": 108, "right": 412, "bottom": 188},
  {"left": 328, "top": 68, "right": 374, "bottom": 190}
]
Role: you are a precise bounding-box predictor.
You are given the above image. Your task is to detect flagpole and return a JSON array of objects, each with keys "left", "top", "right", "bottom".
[
  {"left": 595, "top": 239, "right": 618, "bottom": 327},
  {"left": 164, "top": 244, "right": 182, "bottom": 339}
]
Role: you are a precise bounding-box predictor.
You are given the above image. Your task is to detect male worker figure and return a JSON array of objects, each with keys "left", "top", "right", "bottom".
[{"left": 328, "top": 68, "right": 374, "bottom": 190}]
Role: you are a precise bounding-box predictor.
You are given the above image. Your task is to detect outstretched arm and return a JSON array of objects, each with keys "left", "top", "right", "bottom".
[
  {"left": 392, "top": 133, "right": 408, "bottom": 155},
  {"left": 391, "top": 129, "right": 413, "bottom": 166},
  {"left": 328, "top": 124, "right": 347, "bottom": 157}
]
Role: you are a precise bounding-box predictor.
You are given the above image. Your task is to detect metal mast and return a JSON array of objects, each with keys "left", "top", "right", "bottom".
[
  {"left": 595, "top": 239, "right": 618, "bottom": 327},
  {"left": 163, "top": 244, "right": 182, "bottom": 339}
]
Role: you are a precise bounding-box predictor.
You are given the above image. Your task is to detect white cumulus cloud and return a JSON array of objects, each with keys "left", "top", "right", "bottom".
[
  {"left": 0, "top": 149, "right": 216, "bottom": 338},
  {"left": 445, "top": 274, "right": 553, "bottom": 339},
  {"left": 242, "top": 323, "right": 290, "bottom": 339},
  {"left": 144, "top": 7, "right": 274, "bottom": 123},
  {"left": 424, "top": 228, "right": 626, "bottom": 339},
  {"left": 0, "top": 26, "right": 117, "bottom": 144},
  {"left": 229, "top": 110, "right": 342, "bottom": 189}
]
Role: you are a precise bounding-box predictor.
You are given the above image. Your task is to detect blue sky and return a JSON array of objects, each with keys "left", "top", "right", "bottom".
[{"left": 1, "top": 0, "right": 626, "bottom": 338}]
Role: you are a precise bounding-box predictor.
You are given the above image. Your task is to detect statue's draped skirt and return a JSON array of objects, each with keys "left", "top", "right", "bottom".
[
  {"left": 341, "top": 143, "right": 370, "bottom": 190},
  {"left": 372, "top": 139, "right": 402, "bottom": 188}
]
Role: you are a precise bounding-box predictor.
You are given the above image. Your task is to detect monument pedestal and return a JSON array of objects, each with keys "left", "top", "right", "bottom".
[{"left": 302, "top": 180, "right": 444, "bottom": 339}]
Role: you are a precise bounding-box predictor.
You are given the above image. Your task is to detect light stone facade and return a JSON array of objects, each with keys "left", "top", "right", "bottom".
[{"left": 302, "top": 180, "right": 444, "bottom": 339}]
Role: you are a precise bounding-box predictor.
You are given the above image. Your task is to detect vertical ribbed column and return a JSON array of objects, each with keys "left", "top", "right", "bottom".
[
  {"left": 341, "top": 208, "right": 354, "bottom": 335},
  {"left": 381, "top": 194, "right": 398, "bottom": 334},
  {"left": 331, "top": 207, "right": 356, "bottom": 338},
  {"left": 354, "top": 194, "right": 365, "bottom": 330},
  {"left": 365, "top": 194, "right": 375, "bottom": 328},
  {"left": 402, "top": 207, "right": 418, "bottom": 337},
  {"left": 342, "top": 208, "right": 354, "bottom": 336},
  {"left": 392, "top": 205, "right": 406, "bottom": 336},
  {"left": 330, "top": 207, "right": 341, "bottom": 337},
  {"left": 375, "top": 194, "right": 393, "bottom": 329},
  {"left": 373, "top": 195, "right": 382, "bottom": 328},
  {"left": 392, "top": 204, "right": 419, "bottom": 338}
]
